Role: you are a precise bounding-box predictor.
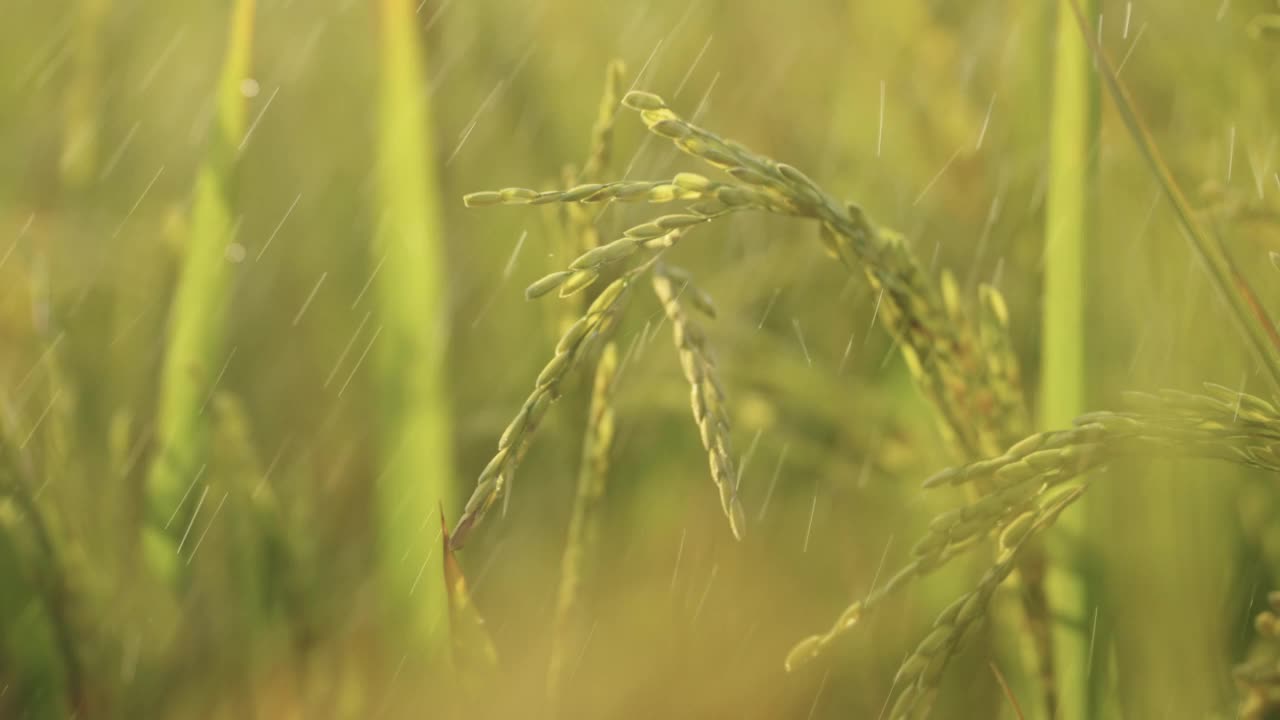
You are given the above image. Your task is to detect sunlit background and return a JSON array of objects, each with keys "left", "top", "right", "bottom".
[{"left": 3, "top": 0, "right": 1280, "bottom": 717}]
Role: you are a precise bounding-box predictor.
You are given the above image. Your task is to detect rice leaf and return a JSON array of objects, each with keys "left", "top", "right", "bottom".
[
  {"left": 146, "top": 0, "right": 255, "bottom": 585},
  {"left": 371, "top": 0, "right": 456, "bottom": 653}
]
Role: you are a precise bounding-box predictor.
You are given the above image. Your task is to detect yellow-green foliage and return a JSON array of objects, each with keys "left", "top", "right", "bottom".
[
  {"left": 5, "top": 2, "right": 1280, "bottom": 718},
  {"left": 146, "top": 0, "right": 255, "bottom": 584},
  {"left": 60, "top": 0, "right": 109, "bottom": 186},
  {"left": 0, "top": 503, "right": 74, "bottom": 720},
  {"left": 370, "top": 0, "right": 455, "bottom": 653}
]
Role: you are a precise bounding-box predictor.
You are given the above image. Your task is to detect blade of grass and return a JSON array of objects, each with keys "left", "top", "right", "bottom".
[
  {"left": 372, "top": 0, "right": 455, "bottom": 655},
  {"left": 146, "top": 0, "right": 255, "bottom": 585},
  {"left": 0, "top": 519, "right": 71, "bottom": 720},
  {"left": 1043, "top": 1, "right": 1098, "bottom": 718},
  {"left": 1064, "top": 0, "right": 1280, "bottom": 390},
  {"left": 1, "top": 369, "right": 87, "bottom": 718},
  {"left": 0, "top": 485, "right": 83, "bottom": 719}
]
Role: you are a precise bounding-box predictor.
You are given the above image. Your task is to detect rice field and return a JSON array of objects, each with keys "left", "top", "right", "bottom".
[{"left": 3, "top": 1, "right": 1280, "bottom": 718}]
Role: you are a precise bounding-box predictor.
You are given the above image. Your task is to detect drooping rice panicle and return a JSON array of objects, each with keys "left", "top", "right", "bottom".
[
  {"left": 783, "top": 486, "right": 1085, "bottom": 707},
  {"left": 788, "top": 385, "right": 1280, "bottom": 672},
  {"left": 651, "top": 264, "right": 746, "bottom": 540},
  {"left": 450, "top": 263, "right": 649, "bottom": 549},
  {"left": 464, "top": 89, "right": 1058, "bottom": 690},
  {"left": 977, "top": 278, "right": 1056, "bottom": 714},
  {"left": 616, "top": 89, "right": 1022, "bottom": 461},
  {"left": 784, "top": 475, "right": 1080, "bottom": 674},
  {"left": 466, "top": 91, "right": 1031, "bottom": 461},
  {"left": 610, "top": 90, "right": 1063, "bottom": 694},
  {"left": 462, "top": 174, "right": 772, "bottom": 210},
  {"left": 976, "top": 284, "right": 1031, "bottom": 445},
  {"left": 885, "top": 487, "right": 1085, "bottom": 720},
  {"left": 925, "top": 387, "right": 1280, "bottom": 491}
]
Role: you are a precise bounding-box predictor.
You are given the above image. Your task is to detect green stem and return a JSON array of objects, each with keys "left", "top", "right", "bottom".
[
  {"left": 146, "top": 0, "right": 255, "bottom": 586},
  {"left": 547, "top": 342, "right": 617, "bottom": 706},
  {"left": 1044, "top": 0, "right": 1098, "bottom": 717},
  {"left": 60, "top": 0, "right": 109, "bottom": 187},
  {"left": 1064, "top": 0, "right": 1280, "bottom": 391},
  {"left": 372, "top": 0, "right": 455, "bottom": 655}
]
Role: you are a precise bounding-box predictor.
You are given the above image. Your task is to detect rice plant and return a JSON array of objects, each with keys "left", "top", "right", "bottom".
[
  {"left": 455, "top": 11, "right": 1280, "bottom": 711},
  {"left": 5, "top": 1, "right": 1280, "bottom": 717}
]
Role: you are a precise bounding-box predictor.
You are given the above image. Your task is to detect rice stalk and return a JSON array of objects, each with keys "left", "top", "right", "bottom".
[
  {"left": 548, "top": 62, "right": 625, "bottom": 705},
  {"left": 192, "top": 393, "right": 280, "bottom": 707},
  {"left": 370, "top": 0, "right": 456, "bottom": 653},
  {"left": 546, "top": 341, "right": 618, "bottom": 704},
  {"left": 207, "top": 393, "right": 290, "bottom": 631},
  {"left": 1065, "top": 0, "right": 1280, "bottom": 389},
  {"left": 1044, "top": 1, "right": 1099, "bottom": 713},
  {"left": 1064, "top": 14, "right": 1280, "bottom": 706},
  {"left": 59, "top": 0, "right": 109, "bottom": 186},
  {"left": 146, "top": 0, "right": 255, "bottom": 587},
  {"left": 579, "top": 59, "right": 626, "bottom": 190},
  {"left": 557, "top": 60, "right": 626, "bottom": 327}
]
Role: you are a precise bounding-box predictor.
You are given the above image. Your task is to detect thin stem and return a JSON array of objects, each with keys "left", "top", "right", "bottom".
[
  {"left": 1044, "top": 0, "right": 1099, "bottom": 717},
  {"left": 1065, "top": 0, "right": 1280, "bottom": 391}
]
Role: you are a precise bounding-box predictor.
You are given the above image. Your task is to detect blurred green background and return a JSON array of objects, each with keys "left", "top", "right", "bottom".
[{"left": 3, "top": 0, "right": 1280, "bottom": 717}]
